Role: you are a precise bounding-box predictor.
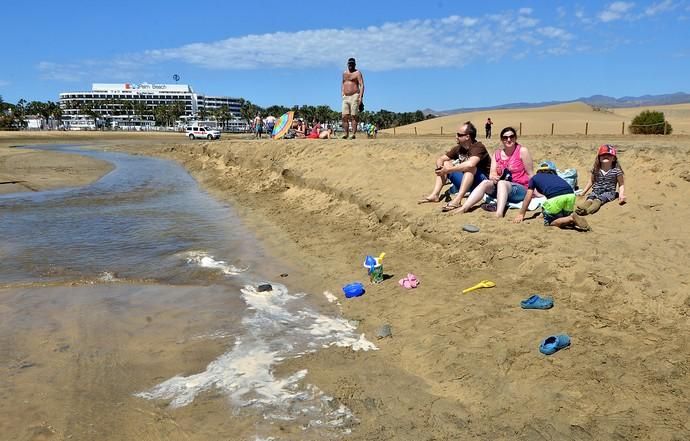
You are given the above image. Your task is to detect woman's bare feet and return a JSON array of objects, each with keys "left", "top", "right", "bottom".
[{"left": 418, "top": 195, "right": 441, "bottom": 204}]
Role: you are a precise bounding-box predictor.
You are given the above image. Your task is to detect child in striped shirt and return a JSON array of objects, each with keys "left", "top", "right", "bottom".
[{"left": 576, "top": 144, "right": 626, "bottom": 215}]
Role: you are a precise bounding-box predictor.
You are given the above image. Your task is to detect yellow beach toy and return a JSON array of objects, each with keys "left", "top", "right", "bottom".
[{"left": 462, "top": 280, "right": 496, "bottom": 294}]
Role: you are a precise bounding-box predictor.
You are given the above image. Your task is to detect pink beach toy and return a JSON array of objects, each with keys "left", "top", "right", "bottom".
[{"left": 398, "top": 273, "right": 420, "bottom": 289}]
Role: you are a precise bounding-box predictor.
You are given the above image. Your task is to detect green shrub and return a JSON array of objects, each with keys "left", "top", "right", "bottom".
[{"left": 629, "top": 110, "right": 673, "bottom": 135}]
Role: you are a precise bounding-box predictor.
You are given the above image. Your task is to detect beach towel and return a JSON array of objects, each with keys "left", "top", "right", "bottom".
[
  {"left": 557, "top": 168, "right": 578, "bottom": 190},
  {"left": 483, "top": 195, "right": 546, "bottom": 211}
]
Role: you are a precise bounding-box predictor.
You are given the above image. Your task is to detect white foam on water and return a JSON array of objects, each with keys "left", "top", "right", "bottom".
[
  {"left": 136, "top": 282, "right": 376, "bottom": 434},
  {"left": 323, "top": 291, "right": 339, "bottom": 304},
  {"left": 184, "top": 251, "right": 247, "bottom": 275},
  {"left": 98, "top": 271, "right": 119, "bottom": 282}
]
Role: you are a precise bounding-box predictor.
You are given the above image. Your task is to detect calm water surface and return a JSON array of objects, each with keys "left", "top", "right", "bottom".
[{"left": 0, "top": 144, "right": 265, "bottom": 285}]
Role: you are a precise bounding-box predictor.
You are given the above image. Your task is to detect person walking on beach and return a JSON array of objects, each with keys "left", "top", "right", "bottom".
[
  {"left": 576, "top": 144, "right": 626, "bottom": 215},
  {"left": 485, "top": 117, "right": 493, "bottom": 139},
  {"left": 265, "top": 115, "right": 276, "bottom": 138},
  {"left": 341, "top": 57, "right": 364, "bottom": 139},
  {"left": 417, "top": 121, "right": 490, "bottom": 211},
  {"left": 254, "top": 114, "right": 264, "bottom": 139}
]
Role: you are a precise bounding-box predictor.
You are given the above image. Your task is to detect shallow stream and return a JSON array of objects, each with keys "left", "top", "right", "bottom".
[{"left": 0, "top": 144, "right": 373, "bottom": 440}]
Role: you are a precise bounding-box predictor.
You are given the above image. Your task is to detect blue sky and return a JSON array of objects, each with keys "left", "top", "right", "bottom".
[{"left": 1, "top": 0, "right": 689, "bottom": 112}]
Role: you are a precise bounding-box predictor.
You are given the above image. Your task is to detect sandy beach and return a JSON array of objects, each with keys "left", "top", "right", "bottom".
[{"left": 1, "top": 127, "right": 689, "bottom": 440}]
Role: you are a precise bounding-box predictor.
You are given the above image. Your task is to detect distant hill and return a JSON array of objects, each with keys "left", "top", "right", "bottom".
[{"left": 425, "top": 92, "right": 690, "bottom": 116}]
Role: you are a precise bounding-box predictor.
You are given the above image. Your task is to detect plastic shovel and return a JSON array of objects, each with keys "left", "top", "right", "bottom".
[{"left": 462, "top": 280, "right": 496, "bottom": 294}]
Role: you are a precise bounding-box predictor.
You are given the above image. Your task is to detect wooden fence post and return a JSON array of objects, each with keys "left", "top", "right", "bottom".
[
  {"left": 441, "top": 126, "right": 443, "bottom": 135},
  {"left": 664, "top": 121, "right": 668, "bottom": 135},
  {"left": 393, "top": 127, "right": 396, "bottom": 135},
  {"left": 414, "top": 127, "right": 417, "bottom": 136},
  {"left": 585, "top": 122, "right": 589, "bottom": 136},
  {"left": 622, "top": 122, "right": 625, "bottom": 135},
  {"left": 551, "top": 123, "right": 554, "bottom": 136},
  {"left": 519, "top": 122, "right": 522, "bottom": 136}
]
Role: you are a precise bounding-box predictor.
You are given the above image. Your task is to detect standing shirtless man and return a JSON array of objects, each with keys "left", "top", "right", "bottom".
[{"left": 341, "top": 57, "right": 364, "bottom": 139}]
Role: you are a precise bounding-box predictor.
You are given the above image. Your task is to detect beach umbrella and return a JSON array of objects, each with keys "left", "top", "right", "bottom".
[{"left": 272, "top": 111, "right": 294, "bottom": 139}]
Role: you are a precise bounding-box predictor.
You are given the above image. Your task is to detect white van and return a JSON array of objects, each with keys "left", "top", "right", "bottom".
[{"left": 185, "top": 126, "right": 221, "bottom": 140}]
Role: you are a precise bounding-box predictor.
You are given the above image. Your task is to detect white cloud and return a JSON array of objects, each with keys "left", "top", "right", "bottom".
[
  {"left": 37, "top": 10, "right": 581, "bottom": 80},
  {"left": 0, "top": 80, "right": 10, "bottom": 87},
  {"left": 38, "top": 62, "right": 84, "bottom": 82},
  {"left": 538, "top": 27, "right": 574, "bottom": 40},
  {"left": 575, "top": 7, "right": 594, "bottom": 24},
  {"left": 39, "top": 58, "right": 152, "bottom": 82},
  {"left": 598, "top": 2, "right": 636, "bottom": 22},
  {"left": 557, "top": 6, "right": 567, "bottom": 18},
  {"left": 644, "top": 0, "right": 676, "bottom": 16}
]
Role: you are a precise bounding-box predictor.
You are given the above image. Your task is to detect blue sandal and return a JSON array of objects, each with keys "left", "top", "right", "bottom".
[
  {"left": 521, "top": 295, "right": 554, "bottom": 309},
  {"left": 539, "top": 334, "right": 571, "bottom": 355}
]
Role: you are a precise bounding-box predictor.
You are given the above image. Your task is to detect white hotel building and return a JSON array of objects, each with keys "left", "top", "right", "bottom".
[{"left": 59, "top": 83, "right": 244, "bottom": 130}]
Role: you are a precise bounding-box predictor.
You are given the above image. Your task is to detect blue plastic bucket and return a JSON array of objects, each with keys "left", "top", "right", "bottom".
[{"left": 342, "top": 282, "right": 365, "bottom": 298}]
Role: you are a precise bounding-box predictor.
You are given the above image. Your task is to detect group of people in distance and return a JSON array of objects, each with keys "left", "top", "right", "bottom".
[
  {"left": 250, "top": 57, "right": 365, "bottom": 140},
  {"left": 251, "top": 114, "right": 335, "bottom": 139},
  {"left": 287, "top": 118, "right": 334, "bottom": 139},
  {"left": 418, "top": 121, "right": 626, "bottom": 231}
]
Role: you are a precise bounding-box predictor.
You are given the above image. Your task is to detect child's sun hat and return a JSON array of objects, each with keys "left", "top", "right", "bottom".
[
  {"left": 597, "top": 144, "right": 617, "bottom": 157},
  {"left": 537, "top": 160, "right": 557, "bottom": 171}
]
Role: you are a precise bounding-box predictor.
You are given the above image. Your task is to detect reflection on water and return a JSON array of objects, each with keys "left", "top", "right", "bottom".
[{"left": 0, "top": 145, "right": 260, "bottom": 285}]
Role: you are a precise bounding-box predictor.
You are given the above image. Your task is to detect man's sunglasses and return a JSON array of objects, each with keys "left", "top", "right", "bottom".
[{"left": 456, "top": 132, "right": 468, "bottom": 137}]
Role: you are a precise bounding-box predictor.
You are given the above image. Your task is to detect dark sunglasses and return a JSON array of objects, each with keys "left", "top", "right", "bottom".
[
  {"left": 501, "top": 134, "right": 516, "bottom": 140},
  {"left": 456, "top": 132, "right": 468, "bottom": 137}
]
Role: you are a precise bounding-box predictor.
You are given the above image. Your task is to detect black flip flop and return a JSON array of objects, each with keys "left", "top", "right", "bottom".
[{"left": 441, "top": 203, "right": 461, "bottom": 212}]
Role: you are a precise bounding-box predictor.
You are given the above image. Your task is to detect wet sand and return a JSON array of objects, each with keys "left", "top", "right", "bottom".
[
  {"left": 0, "top": 136, "right": 114, "bottom": 195},
  {"left": 2, "top": 131, "right": 690, "bottom": 440}
]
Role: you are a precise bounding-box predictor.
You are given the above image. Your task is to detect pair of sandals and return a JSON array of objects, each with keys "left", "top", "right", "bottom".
[
  {"left": 418, "top": 195, "right": 461, "bottom": 212},
  {"left": 398, "top": 273, "right": 419, "bottom": 289},
  {"left": 520, "top": 295, "right": 571, "bottom": 355},
  {"left": 441, "top": 203, "right": 461, "bottom": 212}
]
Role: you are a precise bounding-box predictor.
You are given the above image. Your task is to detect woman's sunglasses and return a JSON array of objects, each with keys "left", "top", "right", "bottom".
[{"left": 501, "top": 134, "right": 516, "bottom": 140}]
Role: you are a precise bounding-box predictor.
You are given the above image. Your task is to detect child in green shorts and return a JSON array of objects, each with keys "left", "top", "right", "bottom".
[{"left": 513, "top": 161, "right": 590, "bottom": 231}]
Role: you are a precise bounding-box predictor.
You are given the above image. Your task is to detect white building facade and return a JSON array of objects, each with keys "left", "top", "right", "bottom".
[{"left": 59, "top": 83, "right": 245, "bottom": 130}]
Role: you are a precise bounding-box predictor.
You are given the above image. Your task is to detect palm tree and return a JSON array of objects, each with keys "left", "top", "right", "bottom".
[
  {"left": 121, "top": 100, "right": 135, "bottom": 129},
  {"left": 81, "top": 102, "right": 100, "bottom": 129},
  {"left": 170, "top": 101, "right": 185, "bottom": 127},
  {"left": 315, "top": 105, "right": 332, "bottom": 125},
  {"left": 213, "top": 105, "right": 232, "bottom": 130},
  {"left": 14, "top": 99, "right": 28, "bottom": 129},
  {"left": 26, "top": 101, "right": 48, "bottom": 129},
  {"left": 48, "top": 101, "right": 62, "bottom": 129},
  {"left": 153, "top": 104, "right": 167, "bottom": 127},
  {"left": 198, "top": 106, "right": 208, "bottom": 124},
  {"left": 132, "top": 101, "right": 148, "bottom": 128},
  {"left": 298, "top": 105, "right": 317, "bottom": 123},
  {"left": 240, "top": 100, "right": 262, "bottom": 124}
]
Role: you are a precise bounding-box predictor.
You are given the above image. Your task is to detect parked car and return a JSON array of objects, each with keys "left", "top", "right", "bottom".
[{"left": 185, "top": 126, "right": 221, "bottom": 140}]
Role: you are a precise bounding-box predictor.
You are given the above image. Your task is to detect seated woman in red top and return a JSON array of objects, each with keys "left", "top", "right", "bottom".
[
  {"left": 455, "top": 126, "right": 534, "bottom": 218},
  {"left": 307, "top": 119, "right": 321, "bottom": 138}
]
